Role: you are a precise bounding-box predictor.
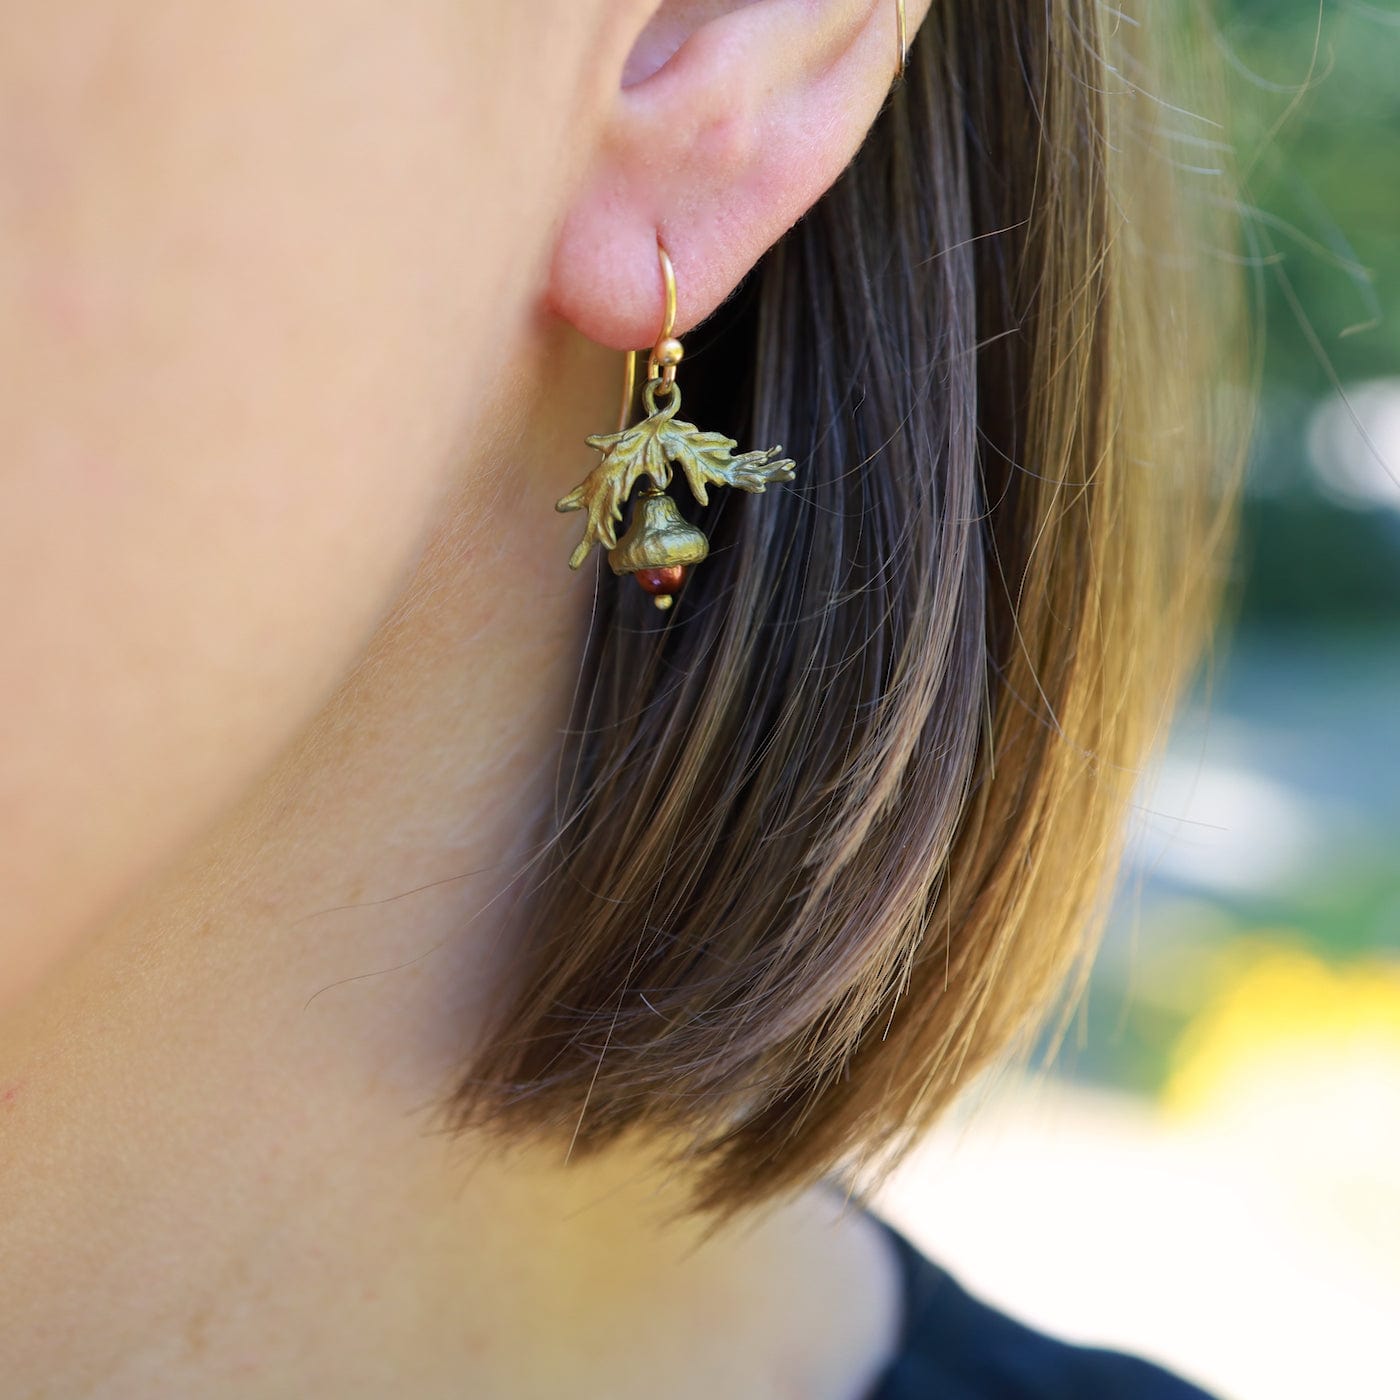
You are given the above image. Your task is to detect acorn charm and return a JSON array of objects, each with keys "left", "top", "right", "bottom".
[{"left": 606, "top": 488, "right": 709, "bottom": 610}]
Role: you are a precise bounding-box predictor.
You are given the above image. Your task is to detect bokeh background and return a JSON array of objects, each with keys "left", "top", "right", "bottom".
[{"left": 875, "top": 4, "right": 1400, "bottom": 1397}]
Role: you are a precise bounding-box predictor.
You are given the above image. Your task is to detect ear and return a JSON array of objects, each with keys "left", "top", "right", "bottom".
[{"left": 547, "top": 0, "right": 928, "bottom": 350}]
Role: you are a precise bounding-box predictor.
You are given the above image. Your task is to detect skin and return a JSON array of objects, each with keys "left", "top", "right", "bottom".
[{"left": 0, "top": 1, "right": 930, "bottom": 1394}]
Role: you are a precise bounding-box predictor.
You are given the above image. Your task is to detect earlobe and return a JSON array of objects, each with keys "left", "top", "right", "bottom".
[{"left": 546, "top": 0, "right": 923, "bottom": 352}]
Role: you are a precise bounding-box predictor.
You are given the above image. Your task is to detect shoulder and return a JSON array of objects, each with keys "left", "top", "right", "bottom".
[{"left": 867, "top": 1218, "right": 1217, "bottom": 1400}]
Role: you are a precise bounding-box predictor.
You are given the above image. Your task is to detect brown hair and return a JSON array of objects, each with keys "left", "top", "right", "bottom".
[{"left": 449, "top": 0, "right": 1249, "bottom": 1218}]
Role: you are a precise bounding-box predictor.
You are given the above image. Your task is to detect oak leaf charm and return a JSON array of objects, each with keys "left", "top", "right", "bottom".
[{"left": 556, "top": 384, "right": 796, "bottom": 570}]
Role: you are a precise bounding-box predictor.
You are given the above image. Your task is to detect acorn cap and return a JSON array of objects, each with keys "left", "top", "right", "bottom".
[{"left": 608, "top": 491, "right": 710, "bottom": 576}]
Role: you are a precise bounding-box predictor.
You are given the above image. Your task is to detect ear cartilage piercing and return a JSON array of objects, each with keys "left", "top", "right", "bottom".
[{"left": 556, "top": 240, "right": 797, "bottom": 610}]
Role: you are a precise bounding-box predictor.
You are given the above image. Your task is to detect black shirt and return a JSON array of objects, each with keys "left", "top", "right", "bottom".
[{"left": 865, "top": 1215, "right": 1218, "bottom": 1399}]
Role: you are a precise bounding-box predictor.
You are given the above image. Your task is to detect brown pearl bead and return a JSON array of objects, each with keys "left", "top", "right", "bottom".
[{"left": 634, "top": 565, "right": 686, "bottom": 596}]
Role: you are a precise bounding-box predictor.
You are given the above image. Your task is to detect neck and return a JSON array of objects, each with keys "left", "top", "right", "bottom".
[{"left": 0, "top": 321, "right": 899, "bottom": 1399}]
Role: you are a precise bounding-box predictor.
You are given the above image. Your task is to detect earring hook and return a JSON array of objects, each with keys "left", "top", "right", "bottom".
[
  {"left": 645, "top": 241, "right": 682, "bottom": 395},
  {"left": 619, "top": 239, "right": 682, "bottom": 430},
  {"left": 618, "top": 350, "right": 636, "bottom": 433},
  {"left": 656, "top": 243, "right": 677, "bottom": 342}
]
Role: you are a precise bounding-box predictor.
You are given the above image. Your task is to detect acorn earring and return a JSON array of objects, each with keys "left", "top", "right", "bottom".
[{"left": 555, "top": 240, "right": 796, "bottom": 610}]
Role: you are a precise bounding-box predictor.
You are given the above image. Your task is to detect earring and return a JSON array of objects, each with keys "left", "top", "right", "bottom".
[
  {"left": 556, "top": 240, "right": 796, "bottom": 611},
  {"left": 895, "top": 0, "right": 908, "bottom": 80}
]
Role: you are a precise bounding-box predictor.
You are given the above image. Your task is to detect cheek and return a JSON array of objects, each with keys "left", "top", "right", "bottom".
[{"left": 0, "top": 2, "right": 594, "bottom": 1004}]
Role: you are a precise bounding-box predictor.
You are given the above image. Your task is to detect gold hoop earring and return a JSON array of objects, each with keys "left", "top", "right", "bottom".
[
  {"left": 895, "top": 0, "right": 908, "bottom": 80},
  {"left": 556, "top": 239, "right": 797, "bottom": 611}
]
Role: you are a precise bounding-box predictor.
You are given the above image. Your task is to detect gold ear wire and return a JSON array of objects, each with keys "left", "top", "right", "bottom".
[
  {"left": 644, "top": 242, "right": 681, "bottom": 395},
  {"left": 895, "top": 0, "right": 908, "bottom": 80},
  {"left": 616, "top": 241, "right": 680, "bottom": 432}
]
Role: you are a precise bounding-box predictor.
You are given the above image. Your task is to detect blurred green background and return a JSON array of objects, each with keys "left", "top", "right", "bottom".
[
  {"left": 1071, "top": 0, "right": 1400, "bottom": 1098},
  {"left": 878, "top": 8, "right": 1399, "bottom": 1398}
]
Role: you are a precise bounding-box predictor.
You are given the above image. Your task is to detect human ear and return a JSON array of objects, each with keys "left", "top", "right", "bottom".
[{"left": 547, "top": 0, "right": 928, "bottom": 350}]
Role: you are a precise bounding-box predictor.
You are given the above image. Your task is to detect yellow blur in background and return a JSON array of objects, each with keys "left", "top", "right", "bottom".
[{"left": 877, "top": 939, "right": 1400, "bottom": 1399}]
